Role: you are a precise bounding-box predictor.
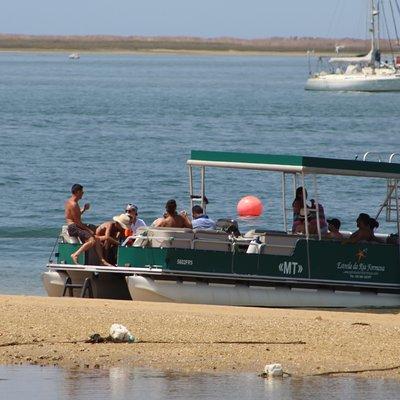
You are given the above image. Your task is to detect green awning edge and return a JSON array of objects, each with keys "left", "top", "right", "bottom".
[{"left": 189, "top": 150, "right": 400, "bottom": 177}]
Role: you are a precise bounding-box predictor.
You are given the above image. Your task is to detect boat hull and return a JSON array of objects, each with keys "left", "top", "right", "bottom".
[
  {"left": 42, "top": 269, "right": 131, "bottom": 299},
  {"left": 43, "top": 270, "right": 70, "bottom": 297},
  {"left": 305, "top": 74, "right": 400, "bottom": 91},
  {"left": 126, "top": 275, "right": 400, "bottom": 308}
]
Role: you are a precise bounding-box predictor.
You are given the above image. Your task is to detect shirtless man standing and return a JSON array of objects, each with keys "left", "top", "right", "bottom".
[
  {"left": 154, "top": 199, "right": 192, "bottom": 228},
  {"left": 65, "top": 184, "right": 110, "bottom": 265}
]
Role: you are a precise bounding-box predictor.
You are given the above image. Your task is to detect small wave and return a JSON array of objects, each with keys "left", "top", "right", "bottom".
[{"left": 0, "top": 227, "right": 59, "bottom": 239}]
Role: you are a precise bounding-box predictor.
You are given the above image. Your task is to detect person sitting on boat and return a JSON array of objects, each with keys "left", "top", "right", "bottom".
[
  {"left": 292, "top": 187, "right": 309, "bottom": 233},
  {"left": 343, "top": 213, "right": 375, "bottom": 244},
  {"left": 154, "top": 199, "right": 192, "bottom": 229},
  {"left": 95, "top": 213, "right": 132, "bottom": 264},
  {"left": 125, "top": 203, "right": 146, "bottom": 234},
  {"left": 325, "top": 218, "right": 343, "bottom": 240},
  {"left": 308, "top": 199, "right": 328, "bottom": 235},
  {"left": 191, "top": 205, "right": 216, "bottom": 230},
  {"left": 368, "top": 217, "right": 383, "bottom": 243},
  {"left": 65, "top": 184, "right": 111, "bottom": 266}
]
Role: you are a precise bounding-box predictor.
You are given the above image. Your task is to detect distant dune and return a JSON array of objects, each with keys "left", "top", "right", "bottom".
[{"left": 0, "top": 33, "right": 393, "bottom": 54}]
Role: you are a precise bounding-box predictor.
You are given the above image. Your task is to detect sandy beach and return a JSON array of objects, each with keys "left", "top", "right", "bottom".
[{"left": 1, "top": 295, "right": 400, "bottom": 378}]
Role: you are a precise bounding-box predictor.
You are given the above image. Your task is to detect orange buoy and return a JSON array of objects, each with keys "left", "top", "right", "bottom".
[{"left": 237, "top": 196, "right": 263, "bottom": 217}]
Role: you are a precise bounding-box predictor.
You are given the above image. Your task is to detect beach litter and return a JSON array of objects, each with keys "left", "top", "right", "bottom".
[
  {"left": 109, "top": 323, "right": 137, "bottom": 343},
  {"left": 85, "top": 324, "right": 139, "bottom": 344},
  {"left": 260, "top": 363, "right": 284, "bottom": 378}
]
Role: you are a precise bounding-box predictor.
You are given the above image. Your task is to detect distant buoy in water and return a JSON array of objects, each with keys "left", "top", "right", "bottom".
[{"left": 237, "top": 196, "right": 263, "bottom": 217}]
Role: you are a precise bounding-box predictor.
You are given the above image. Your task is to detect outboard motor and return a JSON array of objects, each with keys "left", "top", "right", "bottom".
[{"left": 216, "top": 219, "right": 241, "bottom": 237}]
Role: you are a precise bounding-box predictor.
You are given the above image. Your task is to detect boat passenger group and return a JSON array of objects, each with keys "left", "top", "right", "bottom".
[
  {"left": 64, "top": 184, "right": 216, "bottom": 266},
  {"left": 292, "top": 187, "right": 383, "bottom": 244},
  {"left": 65, "top": 184, "right": 395, "bottom": 266}
]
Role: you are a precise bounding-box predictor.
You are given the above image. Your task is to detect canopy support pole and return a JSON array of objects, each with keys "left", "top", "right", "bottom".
[
  {"left": 201, "top": 166, "right": 206, "bottom": 212},
  {"left": 313, "top": 174, "right": 322, "bottom": 240},
  {"left": 282, "top": 173, "right": 287, "bottom": 233},
  {"left": 395, "top": 180, "right": 400, "bottom": 261},
  {"left": 188, "top": 165, "right": 194, "bottom": 211},
  {"left": 301, "top": 173, "right": 309, "bottom": 239}
]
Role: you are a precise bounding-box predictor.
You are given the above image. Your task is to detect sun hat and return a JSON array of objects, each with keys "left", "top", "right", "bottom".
[{"left": 113, "top": 213, "right": 132, "bottom": 230}]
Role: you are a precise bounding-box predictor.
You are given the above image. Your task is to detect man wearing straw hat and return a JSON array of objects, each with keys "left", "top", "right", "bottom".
[{"left": 95, "top": 213, "right": 132, "bottom": 264}]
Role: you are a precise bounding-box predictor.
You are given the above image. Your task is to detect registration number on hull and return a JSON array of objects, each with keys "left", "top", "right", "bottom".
[{"left": 176, "top": 259, "right": 194, "bottom": 266}]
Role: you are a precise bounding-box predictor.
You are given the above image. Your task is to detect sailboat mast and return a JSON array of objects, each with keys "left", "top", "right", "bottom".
[
  {"left": 370, "top": 0, "right": 380, "bottom": 66},
  {"left": 370, "top": 0, "right": 376, "bottom": 55},
  {"left": 376, "top": 1, "right": 380, "bottom": 52}
]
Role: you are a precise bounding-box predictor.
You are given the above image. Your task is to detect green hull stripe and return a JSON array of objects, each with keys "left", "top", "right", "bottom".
[{"left": 57, "top": 240, "right": 400, "bottom": 286}]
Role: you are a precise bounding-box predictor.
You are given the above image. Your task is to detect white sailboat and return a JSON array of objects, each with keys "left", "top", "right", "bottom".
[{"left": 305, "top": 0, "right": 400, "bottom": 91}]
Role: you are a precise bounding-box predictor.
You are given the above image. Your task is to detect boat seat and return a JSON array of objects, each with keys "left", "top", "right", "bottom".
[
  {"left": 60, "top": 225, "right": 82, "bottom": 244},
  {"left": 145, "top": 227, "right": 194, "bottom": 249},
  {"left": 193, "top": 229, "right": 231, "bottom": 252},
  {"left": 259, "top": 234, "right": 298, "bottom": 256},
  {"left": 131, "top": 227, "right": 151, "bottom": 247}
]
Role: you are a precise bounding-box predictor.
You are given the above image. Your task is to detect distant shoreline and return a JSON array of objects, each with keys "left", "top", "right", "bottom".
[
  {"left": 0, "top": 48, "right": 320, "bottom": 57},
  {"left": 0, "top": 33, "right": 387, "bottom": 56}
]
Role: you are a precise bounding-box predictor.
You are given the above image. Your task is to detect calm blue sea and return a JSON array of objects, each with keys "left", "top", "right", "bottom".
[{"left": 0, "top": 52, "right": 400, "bottom": 295}]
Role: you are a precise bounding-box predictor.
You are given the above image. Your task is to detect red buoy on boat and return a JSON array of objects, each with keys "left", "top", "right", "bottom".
[{"left": 237, "top": 196, "right": 263, "bottom": 217}]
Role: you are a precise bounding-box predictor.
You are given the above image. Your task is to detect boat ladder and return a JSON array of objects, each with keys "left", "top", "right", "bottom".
[
  {"left": 62, "top": 277, "right": 93, "bottom": 298},
  {"left": 360, "top": 152, "right": 400, "bottom": 222}
]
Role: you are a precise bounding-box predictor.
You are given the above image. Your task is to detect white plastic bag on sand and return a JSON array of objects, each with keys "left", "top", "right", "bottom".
[
  {"left": 264, "top": 363, "right": 283, "bottom": 377},
  {"left": 109, "top": 324, "right": 135, "bottom": 343}
]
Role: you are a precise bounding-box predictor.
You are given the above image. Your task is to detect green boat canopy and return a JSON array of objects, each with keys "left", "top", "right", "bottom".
[{"left": 188, "top": 150, "right": 400, "bottom": 179}]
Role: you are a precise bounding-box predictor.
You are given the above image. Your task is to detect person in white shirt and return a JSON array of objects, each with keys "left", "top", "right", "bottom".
[{"left": 125, "top": 203, "right": 146, "bottom": 233}]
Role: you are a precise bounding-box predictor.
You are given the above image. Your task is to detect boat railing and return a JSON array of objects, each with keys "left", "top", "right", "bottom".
[
  {"left": 360, "top": 151, "right": 400, "bottom": 163},
  {"left": 358, "top": 152, "right": 400, "bottom": 223}
]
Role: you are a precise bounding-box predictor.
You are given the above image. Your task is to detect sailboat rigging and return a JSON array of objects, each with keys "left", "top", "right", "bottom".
[{"left": 305, "top": 0, "right": 400, "bottom": 91}]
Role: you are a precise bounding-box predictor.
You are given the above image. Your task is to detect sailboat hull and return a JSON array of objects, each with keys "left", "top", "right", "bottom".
[{"left": 305, "top": 73, "right": 400, "bottom": 92}]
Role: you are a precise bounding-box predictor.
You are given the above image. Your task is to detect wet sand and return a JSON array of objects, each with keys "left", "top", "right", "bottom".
[{"left": 1, "top": 295, "right": 400, "bottom": 378}]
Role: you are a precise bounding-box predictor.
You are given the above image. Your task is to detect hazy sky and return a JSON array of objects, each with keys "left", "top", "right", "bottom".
[{"left": 1, "top": 0, "right": 371, "bottom": 38}]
